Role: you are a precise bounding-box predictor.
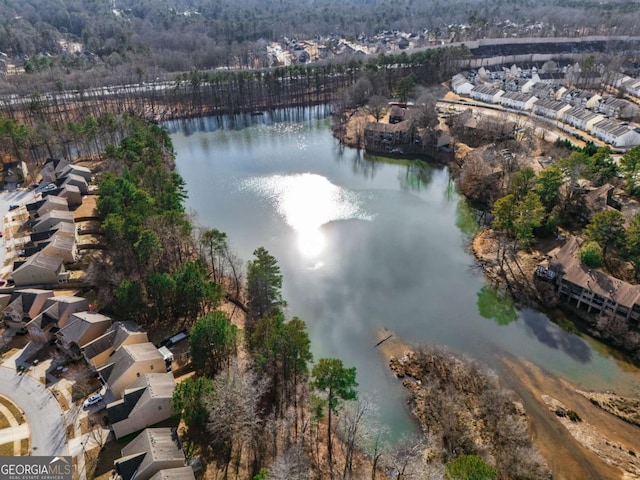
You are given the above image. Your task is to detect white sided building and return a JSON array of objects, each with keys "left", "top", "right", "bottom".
[
  {"left": 591, "top": 119, "right": 640, "bottom": 148},
  {"left": 470, "top": 85, "right": 504, "bottom": 104}
]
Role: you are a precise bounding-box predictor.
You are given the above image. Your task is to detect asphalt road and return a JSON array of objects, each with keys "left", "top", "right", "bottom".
[{"left": 0, "top": 365, "right": 67, "bottom": 456}]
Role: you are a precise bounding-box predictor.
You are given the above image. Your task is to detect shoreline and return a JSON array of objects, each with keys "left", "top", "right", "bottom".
[{"left": 374, "top": 328, "right": 640, "bottom": 480}]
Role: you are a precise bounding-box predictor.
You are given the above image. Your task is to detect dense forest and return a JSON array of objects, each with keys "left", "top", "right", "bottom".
[{"left": 0, "top": 0, "right": 639, "bottom": 95}]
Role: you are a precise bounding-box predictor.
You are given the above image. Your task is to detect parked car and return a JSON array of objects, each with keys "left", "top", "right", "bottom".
[
  {"left": 8, "top": 204, "right": 19, "bottom": 211},
  {"left": 35, "top": 183, "right": 56, "bottom": 193},
  {"left": 83, "top": 393, "right": 103, "bottom": 408}
]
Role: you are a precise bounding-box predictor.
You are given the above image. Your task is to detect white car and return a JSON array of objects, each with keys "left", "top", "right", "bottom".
[{"left": 83, "top": 393, "right": 103, "bottom": 408}]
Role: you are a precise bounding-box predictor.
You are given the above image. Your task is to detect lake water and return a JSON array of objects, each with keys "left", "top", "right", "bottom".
[{"left": 167, "top": 107, "right": 640, "bottom": 435}]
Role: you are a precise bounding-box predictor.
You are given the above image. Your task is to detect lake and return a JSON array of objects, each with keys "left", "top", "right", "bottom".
[{"left": 167, "top": 106, "right": 640, "bottom": 435}]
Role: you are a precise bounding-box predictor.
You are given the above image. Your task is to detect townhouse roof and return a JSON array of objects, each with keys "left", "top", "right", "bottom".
[
  {"left": 83, "top": 321, "right": 148, "bottom": 360},
  {"left": 28, "top": 296, "right": 88, "bottom": 330},
  {"left": 57, "top": 311, "right": 111, "bottom": 346},
  {"left": 38, "top": 195, "right": 68, "bottom": 212},
  {"left": 564, "top": 106, "right": 600, "bottom": 122},
  {"left": 108, "top": 373, "right": 176, "bottom": 424},
  {"left": 115, "top": 428, "right": 185, "bottom": 480},
  {"left": 471, "top": 85, "right": 503, "bottom": 96},
  {"left": 500, "top": 91, "right": 536, "bottom": 102},
  {"left": 592, "top": 118, "right": 631, "bottom": 137},
  {"left": 364, "top": 120, "right": 410, "bottom": 133},
  {"left": 98, "top": 342, "right": 163, "bottom": 386},
  {"left": 148, "top": 467, "right": 196, "bottom": 480},
  {"left": 34, "top": 209, "right": 74, "bottom": 227},
  {"left": 13, "top": 251, "right": 63, "bottom": 273},
  {"left": 549, "top": 237, "right": 640, "bottom": 309},
  {"left": 533, "top": 98, "right": 570, "bottom": 112},
  {"left": 6, "top": 289, "right": 52, "bottom": 316}
]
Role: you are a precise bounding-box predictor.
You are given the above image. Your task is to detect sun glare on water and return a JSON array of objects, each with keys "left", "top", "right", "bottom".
[{"left": 243, "top": 173, "right": 371, "bottom": 263}]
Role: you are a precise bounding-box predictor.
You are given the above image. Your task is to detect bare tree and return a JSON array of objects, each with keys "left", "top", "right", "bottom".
[{"left": 207, "top": 359, "right": 270, "bottom": 477}]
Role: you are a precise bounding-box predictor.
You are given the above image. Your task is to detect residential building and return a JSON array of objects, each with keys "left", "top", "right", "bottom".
[
  {"left": 83, "top": 321, "right": 149, "bottom": 369},
  {"left": 58, "top": 164, "right": 91, "bottom": 182},
  {"left": 2, "top": 288, "right": 53, "bottom": 328},
  {"left": 498, "top": 92, "right": 538, "bottom": 111},
  {"left": 364, "top": 120, "right": 412, "bottom": 153},
  {"left": 562, "top": 106, "right": 604, "bottom": 132},
  {"left": 12, "top": 252, "right": 65, "bottom": 287},
  {"left": 62, "top": 174, "right": 89, "bottom": 195},
  {"left": 591, "top": 119, "right": 640, "bottom": 148},
  {"left": 148, "top": 468, "right": 196, "bottom": 480},
  {"left": 41, "top": 233, "right": 77, "bottom": 263},
  {"left": 532, "top": 71, "right": 566, "bottom": 86},
  {"left": 98, "top": 342, "right": 166, "bottom": 399},
  {"left": 451, "top": 73, "right": 473, "bottom": 95},
  {"left": 532, "top": 98, "right": 571, "bottom": 120},
  {"left": 113, "top": 428, "right": 187, "bottom": 480},
  {"left": 596, "top": 97, "right": 638, "bottom": 120},
  {"left": 36, "top": 196, "right": 69, "bottom": 218},
  {"left": 388, "top": 106, "right": 407, "bottom": 124},
  {"left": 32, "top": 210, "right": 74, "bottom": 234},
  {"left": 58, "top": 184, "right": 82, "bottom": 207},
  {"left": 579, "top": 183, "right": 621, "bottom": 223},
  {"left": 107, "top": 373, "right": 176, "bottom": 439},
  {"left": 56, "top": 311, "right": 112, "bottom": 358},
  {"left": 26, "top": 296, "right": 89, "bottom": 343},
  {"left": 469, "top": 85, "right": 504, "bottom": 104},
  {"left": 538, "top": 237, "right": 640, "bottom": 326}
]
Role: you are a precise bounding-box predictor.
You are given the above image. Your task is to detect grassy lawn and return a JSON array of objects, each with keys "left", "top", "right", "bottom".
[
  {"left": 0, "top": 442, "right": 14, "bottom": 455},
  {"left": 20, "top": 438, "right": 29, "bottom": 455},
  {"left": 0, "top": 396, "right": 25, "bottom": 424},
  {"left": 0, "top": 411, "right": 10, "bottom": 429}
]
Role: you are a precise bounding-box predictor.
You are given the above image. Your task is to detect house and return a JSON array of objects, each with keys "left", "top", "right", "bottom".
[
  {"left": 148, "top": 468, "right": 196, "bottom": 480},
  {"left": 605, "top": 73, "right": 633, "bottom": 89},
  {"left": 56, "top": 311, "right": 112, "bottom": 358},
  {"left": 58, "top": 164, "right": 91, "bottom": 183},
  {"left": 562, "top": 106, "right": 604, "bottom": 132},
  {"left": 520, "top": 79, "right": 537, "bottom": 94},
  {"left": 36, "top": 196, "right": 69, "bottom": 218},
  {"left": 579, "top": 183, "right": 621, "bottom": 223},
  {"left": 539, "top": 237, "right": 640, "bottom": 326},
  {"left": 469, "top": 85, "right": 504, "bottom": 104},
  {"left": 62, "top": 174, "right": 89, "bottom": 195},
  {"left": 98, "top": 342, "right": 166, "bottom": 399},
  {"left": 451, "top": 73, "right": 473, "bottom": 95},
  {"left": 32, "top": 210, "right": 74, "bottom": 234},
  {"left": 596, "top": 97, "right": 638, "bottom": 120},
  {"left": 2, "top": 289, "right": 53, "bottom": 328},
  {"left": 388, "top": 105, "right": 407, "bottom": 124},
  {"left": 58, "top": 184, "right": 83, "bottom": 207},
  {"left": 560, "top": 88, "right": 601, "bottom": 109},
  {"left": 40, "top": 158, "right": 70, "bottom": 184},
  {"left": 113, "top": 428, "right": 187, "bottom": 480},
  {"left": 590, "top": 119, "right": 640, "bottom": 148},
  {"left": 107, "top": 373, "right": 177, "bottom": 439},
  {"left": 26, "top": 295, "right": 89, "bottom": 343},
  {"left": 498, "top": 92, "right": 538, "bottom": 111},
  {"left": 532, "top": 71, "right": 566, "bottom": 86},
  {"left": 532, "top": 98, "right": 571, "bottom": 120},
  {"left": 622, "top": 78, "right": 640, "bottom": 97},
  {"left": 83, "top": 321, "right": 149, "bottom": 369},
  {"left": 364, "top": 120, "right": 412, "bottom": 153},
  {"left": 12, "top": 252, "right": 65, "bottom": 287},
  {"left": 41, "top": 233, "right": 77, "bottom": 263}
]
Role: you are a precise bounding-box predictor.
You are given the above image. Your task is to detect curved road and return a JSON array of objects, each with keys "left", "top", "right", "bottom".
[{"left": 0, "top": 366, "right": 67, "bottom": 456}]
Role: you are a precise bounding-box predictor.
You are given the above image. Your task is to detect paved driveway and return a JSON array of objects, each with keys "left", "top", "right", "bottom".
[{"left": 0, "top": 366, "right": 67, "bottom": 456}]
